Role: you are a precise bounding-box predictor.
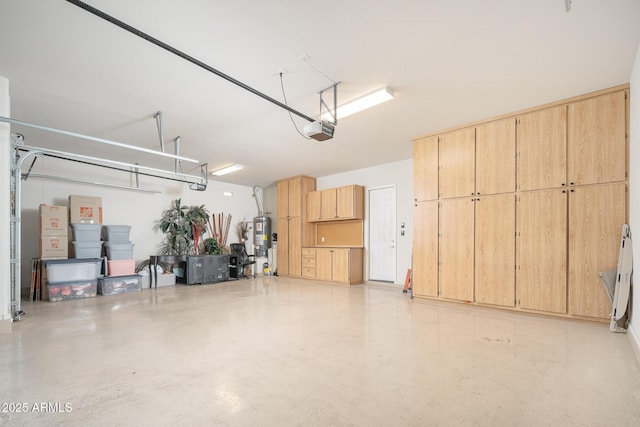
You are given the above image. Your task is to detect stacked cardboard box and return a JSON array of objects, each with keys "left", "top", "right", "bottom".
[{"left": 39, "top": 205, "right": 68, "bottom": 259}]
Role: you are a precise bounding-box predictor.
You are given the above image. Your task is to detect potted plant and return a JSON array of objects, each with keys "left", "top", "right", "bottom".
[
  {"left": 203, "top": 237, "right": 223, "bottom": 255},
  {"left": 186, "top": 204, "right": 210, "bottom": 255},
  {"left": 158, "top": 198, "right": 191, "bottom": 256}
]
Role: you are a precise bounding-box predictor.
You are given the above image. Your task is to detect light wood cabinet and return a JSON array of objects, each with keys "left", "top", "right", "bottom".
[
  {"left": 277, "top": 217, "right": 302, "bottom": 276},
  {"left": 302, "top": 248, "right": 316, "bottom": 278},
  {"left": 306, "top": 247, "right": 363, "bottom": 285},
  {"left": 307, "top": 185, "right": 364, "bottom": 222},
  {"left": 568, "top": 183, "right": 626, "bottom": 319},
  {"left": 439, "top": 128, "right": 476, "bottom": 199},
  {"left": 412, "top": 201, "right": 438, "bottom": 297},
  {"left": 475, "top": 118, "right": 516, "bottom": 195},
  {"left": 439, "top": 198, "right": 474, "bottom": 301},
  {"left": 516, "top": 106, "right": 567, "bottom": 191},
  {"left": 307, "top": 191, "right": 322, "bottom": 221},
  {"left": 567, "top": 91, "right": 626, "bottom": 186},
  {"left": 321, "top": 189, "right": 337, "bottom": 219},
  {"left": 475, "top": 194, "right": 515, "bottom": 307},
  {"left": 517, "top": 189, "right": 567, "bottom": 313},
  {"left": 276, "top": 175, "right": 316, "bottom": 277},
  {"left": 413, "top": 135, "right": 438, "bottom": 201},
  {"left": 411, "top": 85, "right": 628, "bottom": 322}
]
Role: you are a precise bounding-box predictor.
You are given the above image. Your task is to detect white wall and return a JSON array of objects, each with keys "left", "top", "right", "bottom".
[
  {"left": 629, "top": 42, "right": 640, "bottom": 349},
  {"left": 316, "top": 159, "right": 414, "bottom": 285},
  {"left": 19, "top": 155, "right": 258, "bottom": 294},
  {"left": 0, "top": 76, "right": 11, "bottom": 332}
]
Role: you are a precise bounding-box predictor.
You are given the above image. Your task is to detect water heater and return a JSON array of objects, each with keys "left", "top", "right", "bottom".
[{"left": 253, "top": 215, "right": 272, "bottom": 257}]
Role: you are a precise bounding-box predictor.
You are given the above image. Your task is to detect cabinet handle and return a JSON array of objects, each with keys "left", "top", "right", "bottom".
[
  {"left": 561, "top": 183, "right": 566, "bottom": 186},
  {"left": 562, "top": 190, "right": 566, "bottom": 193},
  {"left": 570, "top": 189, "right": 575, "bottom": 193},
  {"left": 477, "top": 192, "right": 481, "bottom": 195},
  {"left": 471, "top": 192, "right": 474, "bottom": 196},
  {"left": 570, "top": 182, "right": 574, "bottom": 186}
]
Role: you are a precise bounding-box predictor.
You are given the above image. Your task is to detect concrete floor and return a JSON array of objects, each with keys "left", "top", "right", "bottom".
[{"left": 1, "top": 276, "right": 640, "bottom": 426}]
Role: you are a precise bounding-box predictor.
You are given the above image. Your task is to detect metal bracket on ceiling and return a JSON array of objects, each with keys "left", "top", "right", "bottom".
[
  {"left": 154, "top": 111, "right": 165, "bottom": 152},
  {"left": 319, "top": 82, "right": 340, "bottom": 126}
]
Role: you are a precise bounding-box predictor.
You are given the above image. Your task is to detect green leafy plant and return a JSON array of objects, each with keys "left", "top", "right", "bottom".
[
  {"left": 157, "top": 199, "right": 210, "bottom": 255},
  {"left": 158, "top": 199, "right": 190, "bottom": 255},
  {"left": 203, "top": 237, "right": 223, "bottom": 255},
  {"left": 186, "top": 204, "right": 210, "bottom": 255}
]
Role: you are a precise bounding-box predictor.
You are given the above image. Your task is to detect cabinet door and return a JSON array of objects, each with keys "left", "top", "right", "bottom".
[
  {"left": 321, "top": 188, "right": 337, "bottom": 220},
  {"left": 569, "top": 183, "right": 625, "bottom": 319},
  {"left": 277, "top": 218, "right": 289, "bottom": 275},
  {"left": 517, "top": 189, "right": 567, "bottom": 313},
  {"left": 517, "top": 106, "right": 567, "bottom": 191},
  {"left": 568, "top": 91, "right": 626, "bottom": 185},
  {"left": 336, "top": 185, "right": 363, "bottom": 219},
  {"left": 475, "top": 118, "right": 516, "bottom": 195},
  {"left": 332, "top": 249, "right": 350, "bottom": 283},
  {"left": 307, "top": 191, "right": 322, "bottom": 221},
  {"left": 439, "top": 198, "right": 475, "bottom": 301},
  {"left": 288, "top": 177, "right": 302, "bottom": 217},
  {"left": 475, "top": 194, "right": 515, "bottom": 307},
  {"left": 288, "top": 216, "right": 302, "bottom": 276},
  {"left": 316, "top": 248, "right": 332, "bottom": 281},
  {"left": 277, "top": 180, "right": 289, "bottom": 219},
  {"left": 413, "top": 136, "right": 439, "bottom": 201},
  {"left": 412, "top": 201, "right": 438, "bottom": 297},
  {"left": 439, "top": 127, "right": 476, "bottom": 199}
]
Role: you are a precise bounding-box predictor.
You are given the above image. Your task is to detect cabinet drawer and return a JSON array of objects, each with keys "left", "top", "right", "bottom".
[
  {"left": 302, "top": 248, "right": 316, "bottom": 257},
  {"left": 302, "top": 267, "right": 316, "bottom": 278},
  {"left": 302, "top": 257, "right": 316, "bottom": 267}
]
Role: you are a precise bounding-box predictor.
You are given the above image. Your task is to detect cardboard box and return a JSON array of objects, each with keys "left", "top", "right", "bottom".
[
  {"left": 69, "top": 195, "right": 102, "bottom": 224},
  {"left": 40, "top": 236, "right": 69, "bottom": 259},
  {"left": 39, "top": 205, "right": 68, "bottom": 236}
]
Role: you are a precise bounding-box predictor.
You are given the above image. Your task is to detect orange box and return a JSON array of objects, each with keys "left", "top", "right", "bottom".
[
  {"left": 40, "top": 205, "right": 68, "bottom": 236},
  {"left": 69, "top": 195, "right": 102, "bottom": 224},
  {"left": 40, "top": 236, "right": 69, "bottom": 259}
]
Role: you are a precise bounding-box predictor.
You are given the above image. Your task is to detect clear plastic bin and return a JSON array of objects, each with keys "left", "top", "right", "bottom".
[
  {"left": 71, "top": 223, "right": 103, "bottom": 241},
  {"left": 43, "top": 259, "right": 103, "bottom": 283},
  {"left": 102, "top": 225, "right": 132, "bottom": 242},
  {"left": 72, "top": 241, "right": 103, "bottom": 259},
  {"left": 103, "top": 242, "right": 134, "bottom": 260}
]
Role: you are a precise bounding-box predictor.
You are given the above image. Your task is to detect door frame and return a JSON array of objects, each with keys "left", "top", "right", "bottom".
[{"left": 367, "top": 185, "right": 397, "bottom": 284}]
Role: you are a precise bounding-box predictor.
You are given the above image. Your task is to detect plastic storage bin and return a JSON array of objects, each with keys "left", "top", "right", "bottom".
[
  {"left": 107, "top": 259, "right": 136, "bottom": 276},
  {"left": 72, "top": 241, "right": 103, "bottom": 259},
  {"left": 43, "top": 259, "right": 103, "bottom": 283},
  {"left": 98, "top": 275, "right": 142, "bottom": 295},
  {"left": 102, "top": 225, "right": 131, "bottom": 242},
  {"left": 103, "top": 242, "right": 134, "bottom": 260},
  {"left": 47, "top": 279, "right": 98, "bottom": 302},
  {"left": 71, "top": 224, "right": 103, "bottom": 241}
]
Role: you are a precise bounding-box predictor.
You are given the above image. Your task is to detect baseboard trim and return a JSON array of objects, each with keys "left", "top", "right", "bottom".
[
  {"left": 629, "top": 326, "right": 640, "bottom": 364},
  {"left": 0, "top": 318, "right": 12, "bottom": 334}
]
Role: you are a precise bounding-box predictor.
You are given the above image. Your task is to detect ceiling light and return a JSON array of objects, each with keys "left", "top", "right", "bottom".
[
  {"left": 211, "top": 164, "right": 243, "bottom": 176},
  {"left": 322, "top": 87, "right": 394, "bottom": 121}
]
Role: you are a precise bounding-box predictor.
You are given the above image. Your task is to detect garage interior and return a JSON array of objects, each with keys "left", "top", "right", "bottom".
[{"left": 2, "top": 1, "right": 640, "bottom": 425}]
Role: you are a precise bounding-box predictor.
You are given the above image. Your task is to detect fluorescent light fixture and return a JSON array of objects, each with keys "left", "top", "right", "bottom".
[
  {"left": 211, "top": 164, "right": 243, "bottom": 176},
  {"left": 322, "top": 87, "right": 394, "bottom": 121},
  {"left": 224, "top": 191, "right": 233, "bottom": 197}
]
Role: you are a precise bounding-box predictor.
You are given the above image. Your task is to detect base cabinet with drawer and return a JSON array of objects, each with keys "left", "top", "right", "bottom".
[{"left": 301, "top": 247, "right": 363, "bottom": 285}]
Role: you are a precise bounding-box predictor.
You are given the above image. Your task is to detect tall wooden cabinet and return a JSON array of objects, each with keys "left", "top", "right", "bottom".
[
  {"left": 412, "top": 201, "right": 438, "bottom": 297},
  {"left": 412, "top": 85, "right": 628, "bottom": 321},
  {"left": 277, "top": 175, "right": 316, "bottom": 277}
]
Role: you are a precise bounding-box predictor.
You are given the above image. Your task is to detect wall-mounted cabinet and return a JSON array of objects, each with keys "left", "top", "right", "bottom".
[
  {"left": 307, "top": 185, "right": 364, "bottom": 222},
  {"left": 412, "top": 85, "right": 628, "bottom": 321}
]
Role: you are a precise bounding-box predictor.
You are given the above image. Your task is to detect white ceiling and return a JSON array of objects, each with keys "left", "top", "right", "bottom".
[{"left": 1, "top": 0, "right": 639, "bottom": 188}]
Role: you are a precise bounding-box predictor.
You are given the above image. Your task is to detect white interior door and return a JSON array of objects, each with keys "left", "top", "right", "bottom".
[{"left": 369, "top": 186, "right": 396, "bottom": 282}]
